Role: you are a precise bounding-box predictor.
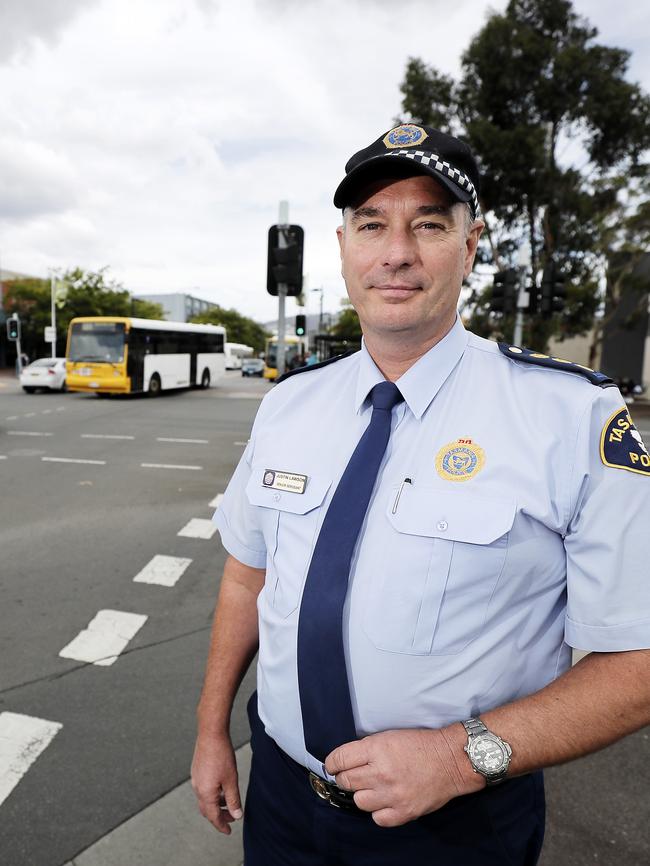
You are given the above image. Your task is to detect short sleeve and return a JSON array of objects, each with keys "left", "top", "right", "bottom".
[
  {"left": 564, "top": 388, "right": 650, "bottom": 651},
  {"left": 212, "top": 438, "right": 267, "bottom": 569}
]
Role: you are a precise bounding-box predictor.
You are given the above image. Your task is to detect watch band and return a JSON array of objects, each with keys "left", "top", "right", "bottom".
[{"left": 462, "top": 717, "right": 488, "bottom": 738}]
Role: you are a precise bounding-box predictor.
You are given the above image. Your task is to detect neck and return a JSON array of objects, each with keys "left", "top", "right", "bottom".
[{"left": 362, "top": 316, "right": 457, "bottom": 382}]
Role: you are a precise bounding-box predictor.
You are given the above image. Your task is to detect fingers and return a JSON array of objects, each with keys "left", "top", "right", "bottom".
[
  {"left": 334, "top": 765, "right": 372, "bottom": 792},
  {"left": 324, "top": 739, "right": 370, "bottom": 776},
  {"left": 222, "top": 782, "right": 244, "bottom": 823}
]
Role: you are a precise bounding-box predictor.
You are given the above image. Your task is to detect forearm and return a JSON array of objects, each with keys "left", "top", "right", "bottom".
[
  {"left": 443, "top": 649, "right": 650, "bottom": 791},
  {"left": 196, "top": 555, "right": 265, "bottom": 736}
]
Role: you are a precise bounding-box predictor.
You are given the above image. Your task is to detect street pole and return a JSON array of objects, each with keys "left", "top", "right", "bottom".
[
  {"left": 50, "top": 271, "right": 57, "bottom": 359},
  {"left": 513, "top": 245, "right": 532, "bottom": 347},
  {"left": 276, "top": 200, "right": 289, "bottom": 378}
]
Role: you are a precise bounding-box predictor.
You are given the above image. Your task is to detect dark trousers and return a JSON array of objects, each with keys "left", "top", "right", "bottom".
[{"left": 244, "top": 694, "right": 545, "bottom": 866}]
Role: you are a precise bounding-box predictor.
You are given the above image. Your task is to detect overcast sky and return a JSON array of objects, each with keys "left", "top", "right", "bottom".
[{"left": 0, "top": 0, "right": 648, "bottom": 324}]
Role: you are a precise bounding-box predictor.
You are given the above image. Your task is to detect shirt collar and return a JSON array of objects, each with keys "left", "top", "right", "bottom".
[{"left": 354, "top": 316, "right": 469, "bottom": 419}]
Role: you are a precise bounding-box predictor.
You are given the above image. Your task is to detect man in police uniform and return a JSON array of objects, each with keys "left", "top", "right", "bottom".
[{"left": 192, "top": 124, "right": 650, "bottom": 865}]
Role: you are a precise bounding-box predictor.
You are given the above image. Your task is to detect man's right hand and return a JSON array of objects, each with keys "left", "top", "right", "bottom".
[{"left": 191, "top": 731, "right": 244, "bottom": 834}]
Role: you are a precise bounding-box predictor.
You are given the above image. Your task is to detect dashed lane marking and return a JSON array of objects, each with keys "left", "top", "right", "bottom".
[
  {"left": 42, "top": 457, "right": 107, "bottom": 465},
  {"left": 59, "top": 610, "right": 148, "bottom": 666},
  {"left": 209, "top": 493, "right": 224, "bottom": 508},
  {"left": 0, "top": 456, "right": 7, "bottom": 461},
  {"left": 42, "top": 410, "right": 52, "bottom": 414},
  {"left": 55, "top": 407, "right": 65, "bottom": 411},
  {"left": 6, "top": 416, "right": 18, "bottom": 420},
  {"left": 234, "top": 441, "right": 248, "bottom": 446},
  {"left": 24, "top": 413, "right": 36, "bottom": 418},
  {"left": 6, "top": 431, "right": 54, "bottom": 437},
  {"left": 133, "top": 554, "right": 193, "bottom": 587},
  {"left": 82, "top": 434, "right": 135, "bottom": 440},
  {"left": 0, "top": 712, "right": 63, "bottom": 807},
  {"left": 141, "top": 463, "right": 203, "bottom": 471},
  {"left": 156, "top": 437, "right": 209, "bottom": 444},
  {"left": 177, "top": 518, "right": 217, "bottom": 540}
]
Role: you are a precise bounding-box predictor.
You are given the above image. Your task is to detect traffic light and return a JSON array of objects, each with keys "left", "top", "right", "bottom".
[
  {"left": 6, "top": 317, "right": 20, "bottom": 341},
  {"left": 540, "top": 262, "right": 566, "bottom": 317},
  {"left": 267, "top": 224, "right": 304, "bottom": 296},
  {"left": 490, "top": 269, "right": 518, "bottom": 315},
  {"left": 295, "top": 314, "right": 306, "bottom": 336}
]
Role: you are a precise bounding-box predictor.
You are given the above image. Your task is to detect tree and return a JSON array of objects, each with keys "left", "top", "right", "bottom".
[
  {"left": 3, "top": 267, "right": 164, "bottom": 359},
  {"left": 191, "top": 307, "right": 269, "bottom": 353},
  {"left": 399, "top": 0, "right": 650, "bottom": 353},
  {"left": 329, "top": 303, "right": 362, "bottom": 343}
]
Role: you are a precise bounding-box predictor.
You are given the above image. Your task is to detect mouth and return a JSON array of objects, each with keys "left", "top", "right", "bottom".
[{"left": 373, "top": 284, "right": 421, "bottom": 300}]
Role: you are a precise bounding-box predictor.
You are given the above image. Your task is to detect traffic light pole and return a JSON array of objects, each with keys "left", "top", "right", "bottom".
[{"left": 276, "top": 200, "right": 289, "bottom": 378}]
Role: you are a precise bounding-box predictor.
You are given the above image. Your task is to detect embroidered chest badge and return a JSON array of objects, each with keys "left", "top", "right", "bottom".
[
  {"left": 435, "top": 438, "right": 485, "bottom": 482},
  {"left": 600, "top": 408, "right": 650, "bottom": 476}
]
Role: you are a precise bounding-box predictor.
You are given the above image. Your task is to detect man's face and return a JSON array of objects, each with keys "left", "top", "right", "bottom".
[{"left": 336, "top": 175, "right": 482, "bottom": 343}]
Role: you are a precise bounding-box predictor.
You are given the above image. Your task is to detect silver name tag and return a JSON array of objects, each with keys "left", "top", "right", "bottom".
[{"left": 263, "top": 469, "right": 308, "bottom": 494}]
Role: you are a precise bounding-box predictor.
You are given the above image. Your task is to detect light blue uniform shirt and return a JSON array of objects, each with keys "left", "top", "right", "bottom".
[{"left": 214, "top": 317, "right": 650, "bottom": 778}]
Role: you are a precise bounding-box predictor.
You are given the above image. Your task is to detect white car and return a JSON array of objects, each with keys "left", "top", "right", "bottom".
[{"left": 20, "top": 358, "right": 67, "bottom": 393}]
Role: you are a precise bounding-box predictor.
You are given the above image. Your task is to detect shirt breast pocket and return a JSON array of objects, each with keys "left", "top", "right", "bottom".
[
  {"left": 245, "top": 466, "right": 331, "bottom": 617},
  {"left": 363, "top": 485, "right": 516, "bottom": 655}
]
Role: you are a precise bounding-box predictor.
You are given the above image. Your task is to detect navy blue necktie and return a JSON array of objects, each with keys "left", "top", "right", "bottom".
[{"left": 297, "top": 381, "right": 404, "bottom": 763}]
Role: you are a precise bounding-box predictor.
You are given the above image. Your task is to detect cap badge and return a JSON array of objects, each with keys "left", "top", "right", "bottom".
[
  {"left": 384, "top": 124, "right": 428, "bottom": 150},
  {"left": 435, "top": 439, "right": 485, "bottom": 482}
]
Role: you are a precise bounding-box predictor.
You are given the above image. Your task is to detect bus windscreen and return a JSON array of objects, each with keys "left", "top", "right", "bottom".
[{"left": 69, "top": 322, "right": 126, "bottom": 363}]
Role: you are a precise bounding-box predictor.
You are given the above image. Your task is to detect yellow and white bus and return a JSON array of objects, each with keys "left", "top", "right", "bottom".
[
  {"left": 263, "top": 335, "right": 309, "bottom": 381},
  {"left": 66, "top": 316, "right": 226, "bottom": 396}
]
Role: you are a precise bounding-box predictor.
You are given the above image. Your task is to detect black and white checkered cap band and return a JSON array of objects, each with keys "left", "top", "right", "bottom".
[{"left": 386, "top": 149, "right": 480, "bottom": 217}]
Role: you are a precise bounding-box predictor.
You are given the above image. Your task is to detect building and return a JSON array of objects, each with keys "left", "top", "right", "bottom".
[{"left": 132, "top": 292, "right": 219, "bottom": 323}]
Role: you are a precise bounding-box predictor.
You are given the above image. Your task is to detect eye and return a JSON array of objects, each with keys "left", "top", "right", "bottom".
[
  {"left": 358, "top": 221, "right": 382, "bottom": 232},
  {"left": 417, "top": 221, "right": 446, "bottom": 231}
]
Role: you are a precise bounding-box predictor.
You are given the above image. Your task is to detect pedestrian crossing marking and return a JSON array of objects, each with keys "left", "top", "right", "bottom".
[
  {"left": 0, "top": 713, "right": 63, "bottom": 807},
  {"left": 209, "top": 493, "right": 224, "bottom": 508},
  {"left": 59, "top": 610, "right": 148, "bottom": 666},
  {"left": 177, "top": 518, "right": 217, "bottom": 539},
  {"left": 133, "top": 555, "right": 192, "bottom": 587}
]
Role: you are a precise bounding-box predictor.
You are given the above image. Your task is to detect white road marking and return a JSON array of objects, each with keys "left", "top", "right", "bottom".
[
  {"left": 209, "top": 493, "right": 224, "bottom": 508},
  {"left": 141, "top": 463, "right": 202, "bottom": 471},
  {"left": 6, "top": 416, "right": 18, "bottom": 420},
  {"left": 0, "top": 456, "right": 7, "bottom": 461},
  {"left": 24, "top": 413, "right": 36, "bottom": 418},
  {"left": 234, "top": 441, "right": 248, "bottom": 446},
  {"left": 42, "top": 410, "right": 52, "bottom": 414},
  {"left": 0, "top": 713, "right": 63, "bottom": 807},
  {"left": 177, "top": 518, "right": 217, "bottom": 539},
  {"left": 156, "top": 437, "right": 209, "bottom": 444},
  {"left": 81, "top": 434, "right": 135, "bottom": 440},
  {"left": 133, "top": 554, "right": 192, "bottom": 587},
  {"left": 59, "top": 610, "right": 148, "bottom": 666},
  {"left": 7, "top": 431, "right": 53, "bottom": 437},
  {"left": 56, "top": 407, "right": 65, "bottom": 411},
  {"left": 42, "top": 457, "right": 107, "bottom": 465}
]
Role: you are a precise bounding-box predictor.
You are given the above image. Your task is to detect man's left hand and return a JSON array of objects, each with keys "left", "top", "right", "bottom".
[{"left": 324, "top": 727, "right": 483, "bottom": 827}]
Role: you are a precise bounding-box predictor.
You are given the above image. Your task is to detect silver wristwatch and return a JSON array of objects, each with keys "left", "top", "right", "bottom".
[{"left": 462, "top": 717, "right": 512, "bottom": 786}]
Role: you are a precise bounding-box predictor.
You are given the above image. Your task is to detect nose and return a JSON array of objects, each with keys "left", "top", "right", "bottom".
[{"left": 381, "top": 226, "right": 418, "bottom": 271}]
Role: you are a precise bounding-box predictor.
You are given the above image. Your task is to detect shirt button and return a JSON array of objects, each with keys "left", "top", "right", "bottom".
[
  {"left": 273, "top": 493, "right": 281, "bottom": 502},
  {"left": 436, "top": 520, "right": 448, "bottom": 532}
]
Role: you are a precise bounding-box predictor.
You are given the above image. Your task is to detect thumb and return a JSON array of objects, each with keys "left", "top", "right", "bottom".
[{"left": 222, "top": 781, "right": 243, "bottom": 820}]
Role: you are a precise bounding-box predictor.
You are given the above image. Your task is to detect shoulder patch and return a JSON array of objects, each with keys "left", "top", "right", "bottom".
[
  {"left": 498, "top": 343, "right": 614, "bottom": 387},
  {"left": 275, "top": 350, "right": 358, "bottom": 385},
  {"left": 601, "top": 407, "right": 650, "bottom": 476}
]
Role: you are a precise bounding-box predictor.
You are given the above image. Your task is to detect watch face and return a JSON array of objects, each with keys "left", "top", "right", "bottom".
[{"left": 468, "top": 734, "right": 508, "bottom": 773}]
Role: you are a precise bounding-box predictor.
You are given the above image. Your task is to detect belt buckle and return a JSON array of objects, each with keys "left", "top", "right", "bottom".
[{"left": 309, "top": 772, "right": 341, "bottom": 808}]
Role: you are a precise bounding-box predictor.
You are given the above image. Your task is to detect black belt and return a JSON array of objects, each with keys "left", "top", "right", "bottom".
[{"left": 308, "top": 771, "right": 361, "bottom": 812}]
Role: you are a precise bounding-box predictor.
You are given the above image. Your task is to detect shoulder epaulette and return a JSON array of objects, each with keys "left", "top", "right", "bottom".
[
  {"left": 275, "top": 350, "right": 359, "bottom": 384},
  {"left": 498, "top": 343, "right": 614, "bottom": 388}
]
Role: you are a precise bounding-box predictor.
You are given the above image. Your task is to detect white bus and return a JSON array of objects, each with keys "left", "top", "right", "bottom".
[
  {"left": 66, "top": 316, "right": 226, "bottom": 396},
  {"left": 225, "top": 342, "right": 254, "bottom": 370}
]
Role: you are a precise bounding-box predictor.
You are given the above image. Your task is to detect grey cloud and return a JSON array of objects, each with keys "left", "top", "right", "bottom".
[{"left": 0, "top": 0, "right": 101, "bottom": 63}]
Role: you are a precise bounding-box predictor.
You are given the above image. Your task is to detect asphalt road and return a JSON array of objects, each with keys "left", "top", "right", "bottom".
[
  {"left": 0, "top": 371, "right": 268, "bottom": 866},
  {"left": 0, "top": 371, "right": 648, "bottom": 866}
]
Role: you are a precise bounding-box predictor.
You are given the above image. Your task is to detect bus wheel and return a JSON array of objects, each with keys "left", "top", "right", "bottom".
[
  {"left": 148, "top": 374, "right": 161, "bottom": 396},
  {"left": 200, "top": 369, "right": 210, "bottom": 389}
]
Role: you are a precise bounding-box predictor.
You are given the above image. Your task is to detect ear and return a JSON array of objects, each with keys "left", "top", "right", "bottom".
[
  {"left": 336, "top": 225, "right": 345, "bottom": 277},
  {"left": 463, "top": 219, "right": 484, "bottom": 279}
]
